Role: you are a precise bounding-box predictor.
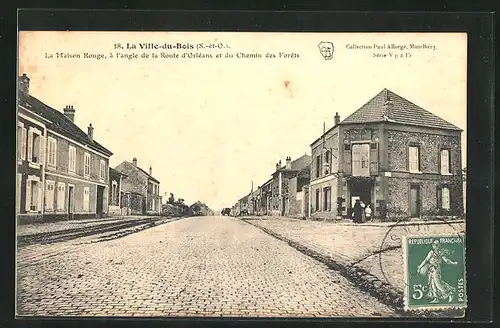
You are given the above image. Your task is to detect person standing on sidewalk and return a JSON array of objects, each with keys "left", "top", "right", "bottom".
[
  {"left": 360, "top": 201, "right": 366, "bottom": 223},
  {"left": 365, "top": 204, "right": 372, "bottom": 221},
  {"left": 352, "top": 200, "right": 363, "bottom": 223}
]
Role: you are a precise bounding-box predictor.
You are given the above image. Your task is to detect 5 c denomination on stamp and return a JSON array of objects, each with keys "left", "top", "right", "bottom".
[{"left": 402, "top": 234, "right": 467, "bottom": 311}]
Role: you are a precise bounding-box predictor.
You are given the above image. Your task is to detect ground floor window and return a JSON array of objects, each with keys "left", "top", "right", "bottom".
[
  {"left": 315, "top": 188, "right": 320, "bottom": 211},
  {"left": 45, "top": 180, "right": 55, "bottom": 211},
  {"left": 57, "top": 183, "right": 66, "bottom": 211},
  {"left": 83, "top": 187, "right": 90, "bottom": 212},
  {"left": 323, "top": 187, "right": 330, "bottom": 211},
  {"left": 26, "top": 177, "right": 41, "bottom": 212},
  {"left": 437, "top": 186, "right": 451, "bottom": 210}
]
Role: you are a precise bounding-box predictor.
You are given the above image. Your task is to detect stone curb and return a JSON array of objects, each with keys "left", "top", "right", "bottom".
[{"left": 242, "top": 218, "right": 405, "bottom": 313}]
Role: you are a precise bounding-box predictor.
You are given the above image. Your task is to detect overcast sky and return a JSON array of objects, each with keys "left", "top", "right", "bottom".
[{"left": 18, "top": 32, "right": 467, "bottom": 211}]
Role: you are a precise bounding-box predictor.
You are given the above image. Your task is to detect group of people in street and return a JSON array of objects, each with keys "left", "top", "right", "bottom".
[{"left": 351, "top": 199, "right": 372, "bottom": 224}]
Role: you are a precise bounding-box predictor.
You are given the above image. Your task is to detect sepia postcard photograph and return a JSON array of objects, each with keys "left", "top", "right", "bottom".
[{"left": 16, "top": 31, "right": 467, "bottom": 318}]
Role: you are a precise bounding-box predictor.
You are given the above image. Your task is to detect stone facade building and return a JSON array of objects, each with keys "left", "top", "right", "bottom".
[
  {"left": 17, "top": 73, "right": 113, "bottom": 223},
  {"left": 269, "top": 155, "right": 311, "bottom": 216},
  {"left": 114, "top": 158, "right": 162, "bottom": 215},
  {"left": 258, "top": 178, "right": 273, "bottom": 215},
  {"left": 309, "top": 88, "right": 463, "bottom": 221}
]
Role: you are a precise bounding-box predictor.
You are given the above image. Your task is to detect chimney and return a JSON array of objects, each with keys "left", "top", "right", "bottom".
[
  {"left": 286, "top": 156, "right": 292, "bottom": 169},
  {"left": 18, "top": 73, "right": 30, "bottom": 94},
  {"left": 149, "top": 166, "right": 152, "bottom": 176},
  {"left": 87, "top": 123, "right": 94, "bottom": 142},
  {"left": 383, "top": 94, "right": 394, "bottom": 120},
  {"left": 276, "top": 162, "right": 280, "bottom": 171},
  {"left": 334, "top": 112, "right": 340, "bottom": 125},
  {"left": 63, "top": 105, "right": 75, "bottom": 122},
  {"left": 132, "top": 157, "right": 138, "bottom": 166}
]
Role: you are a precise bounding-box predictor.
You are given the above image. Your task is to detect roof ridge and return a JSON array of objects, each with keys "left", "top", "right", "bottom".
[
  {"left": 340, "top": 88, "right": 387, "bottom": 123},
  {"left": 21, "top": 92, "right": 113, "bottom": 155},
  {"left": 387, "top": 90, "right": 462, "bottom": 130},
  {"left": 338, "top": 88, "right": 462, "bottom": 131}
]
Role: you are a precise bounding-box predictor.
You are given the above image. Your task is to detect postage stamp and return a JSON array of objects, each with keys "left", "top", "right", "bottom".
[{"left": 402, "top": 234, "right": 467, "bottom": 311}]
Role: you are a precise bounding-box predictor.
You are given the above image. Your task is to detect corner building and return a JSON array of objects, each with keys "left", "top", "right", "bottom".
[{"left": 309, "top": 88, "right": 463, "bottom": 221}]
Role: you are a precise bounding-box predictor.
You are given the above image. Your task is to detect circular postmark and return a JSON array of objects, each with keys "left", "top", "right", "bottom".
[{"left": 377, "top": 217, "right": 465, "bottom": 291}]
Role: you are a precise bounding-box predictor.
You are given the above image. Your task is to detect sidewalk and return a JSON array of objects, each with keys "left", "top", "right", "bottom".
[
  {"left": 243, "top": 216, "right": 465, "bottom": 310},
  {"left": 17, "top": 215, "right": 170, "bottom": 237}
]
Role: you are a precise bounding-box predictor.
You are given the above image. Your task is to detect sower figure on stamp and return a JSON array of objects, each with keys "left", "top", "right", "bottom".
[{"left": 417, "top": 240, "right": 458, "bottom": 304}]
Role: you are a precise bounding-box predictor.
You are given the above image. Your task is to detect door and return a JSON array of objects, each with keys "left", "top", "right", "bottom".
[
  {"left": 410, "top": 185, "right": 420, "bottom": 217},
  {"left": 68, "top": 186, "right": 74, "bottom": 219},
  {"left": 96, "top": 185, "right": 104, "bottom": 217}
]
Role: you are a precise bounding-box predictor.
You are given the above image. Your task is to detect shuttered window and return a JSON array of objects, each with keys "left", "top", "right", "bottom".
[
  {"left": 68, "top": 145, "right": 76, "bottom": 172},
  {"left": 99, "top": 160, "right": 106, "bottom": 181},
  {"left": 45, "top": 181, "right": 55, "bottom": 211},
  {"left": 440, "top": 149, "right": 451, "bottom": 174},
  {"left": 84, "top": 153, "right": 91, "bottom": 177},
  {"left": 47, "top": 137, "right": 57, "bottom": 167},
  {"left": 27, "top": 128, "right": 43, "bottom": 165},
  {"left": 83, "top": 187, "right": 90, "bottom": 212},
  {"left": 352, "top": 143, "right": 370, "bottom": 176},
  {"left": 315, "top": 155, "right": 321, "bottom": 178},
  {"left": 408, "top": 146, "right": 420, "bottom": 172},
  {"left": 57, "top": 183, "right": 66, "bottom": 211},
  {"left": 21, "top": 127, "right": 27, "bottom": 160},
  {"left": 442, "top": 187, "right": 450, "bottom": 210},
  {"left": 25, "top": 177, "right": 41, "bottom": 212},
  {"left": 437, "top": 186, "right": 451, "bottom": 210}
]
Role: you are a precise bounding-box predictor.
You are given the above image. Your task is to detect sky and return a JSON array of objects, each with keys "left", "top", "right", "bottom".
[{"left": 18, "top": 32, "right": 467, "bottom": 212}]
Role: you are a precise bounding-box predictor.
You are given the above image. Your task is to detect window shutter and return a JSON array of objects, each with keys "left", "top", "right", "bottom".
[
  {"left": 437, "top": 187, "right": 442, "bottom": 209},
  {"left": 17, "top": 175, "right": 21, "bottom": 213},
  {"left": 442, "top": 187, "right": 450, "bottom": 210},
  {"left": 448, "top": 150, "right": 452, "bottom": 174},
  {"left": 344, "top": 147, "right": 352, "bottom": 175},
  {"left": 39, "top": 135, "right": 45, "bottom": 165},
  {"left": 438, "top": 149, "right": 442, "bottom": 174},
  {"left": 370, "top": 143, "right": 378, "bottom": 175},
  {"left": 103, "top": 187, "right": 108, "bottom": 214},
  {"left": 38, "top": 182, "right": 42, "bottom": 212},
  {"left": 25, "top": 180, "right": 31, "bottom": 212},
  {"left": 21, "top": 128, "right": 27, "bottom": 160},
  {"left": 27, "top": 130, "right": 33, "bottom": 162}
]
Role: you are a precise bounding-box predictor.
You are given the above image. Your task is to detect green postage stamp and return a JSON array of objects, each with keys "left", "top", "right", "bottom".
[{"left": 402, "top": 234, "right": 467, "bottom": 311}]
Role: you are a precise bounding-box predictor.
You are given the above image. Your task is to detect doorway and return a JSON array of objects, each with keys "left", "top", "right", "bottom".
[
  {"left": 281, "top": 197, "right": 286, "bottom": 216},
  {"left": 68, "top": 185, "right": 74, "bottom": 219},
  {"left": 349, "top": 178, "right": 372, "bottom": 216},
  {"left": 97, "top": 185, "right": 105, "bottom": 217},
  {"left": 410, "top": 184, "right": 420, "bottom": 217}
]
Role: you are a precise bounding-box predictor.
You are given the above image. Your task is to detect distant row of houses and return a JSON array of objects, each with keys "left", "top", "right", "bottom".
[
  {"left": 232, "top": 88, "right": 464, "bottom": 221},
  {"left": 17, "top": 73, "right": 162, "bottom": 223}
]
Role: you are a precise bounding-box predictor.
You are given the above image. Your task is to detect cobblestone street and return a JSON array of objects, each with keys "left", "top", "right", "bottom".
[{"left": 17, "top": 216, "right": 397, "bottom": 317}]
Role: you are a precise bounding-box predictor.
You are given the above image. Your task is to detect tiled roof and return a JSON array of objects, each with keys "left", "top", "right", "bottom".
[
  {"left": 18, "top": 91, "right": 113, "bottom": 156},
  {"left": 277, "top": 154, "right": 312, "bottom": 173},
  {"left": 339, "top": 88, "right": 462, "bottom": 131},
  {"left": 109, "top": 167, "right": 128, "bottom": 178},
  {"left": 117, "top": 161, "right": 160, "bottom": 184},
  {"left": 291, "top": 154, "right": 312, "bottom": 170}
]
